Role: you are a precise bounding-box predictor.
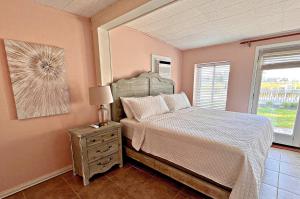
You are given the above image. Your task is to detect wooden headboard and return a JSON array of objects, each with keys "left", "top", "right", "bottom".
[{"left": 111, "top": 72, "right": 175, "bottom": 122}]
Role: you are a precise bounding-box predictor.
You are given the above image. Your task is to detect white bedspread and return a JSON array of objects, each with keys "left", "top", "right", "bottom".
[{"left": 128, "top": 107, "right": 273, "bottom": 199}]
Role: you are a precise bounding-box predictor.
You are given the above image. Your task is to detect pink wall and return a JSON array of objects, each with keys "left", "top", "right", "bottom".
[
  {"left": 182, "top": 35, "right": 300, "bottom": 113},
  {"left": 2, "top": 0, "right": 300, "bottom": 193},
  {"left": 109, "top": 26, "right": 183, "bottom": 91},
  {"left": 0, "top": 0, "right": 97, "bottom": 192}
]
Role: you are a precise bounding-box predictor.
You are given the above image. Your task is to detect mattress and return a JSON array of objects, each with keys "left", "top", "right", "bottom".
[
  {"left": 120, "top": 107, "right": 273, "bottom": 199},
  {"left": 121, "top": 118, "right": 231, "bottom": 191},
  {"left": 120, "top": 118, "right": 139, "bottom": 140}
]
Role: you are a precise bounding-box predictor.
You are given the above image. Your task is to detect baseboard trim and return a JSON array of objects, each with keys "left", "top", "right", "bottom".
[{"left": 0, "top": 165, "right": 72, "bottom": 199}]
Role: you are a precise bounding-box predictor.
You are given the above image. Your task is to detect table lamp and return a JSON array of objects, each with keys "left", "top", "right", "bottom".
[{"left": 89, "top": 86, "right": 113, "bottom": 127}]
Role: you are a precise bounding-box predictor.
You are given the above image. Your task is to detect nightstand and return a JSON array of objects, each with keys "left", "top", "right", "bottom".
[{"left": 68, "top": 121, "right": 123, "bottom": 185}]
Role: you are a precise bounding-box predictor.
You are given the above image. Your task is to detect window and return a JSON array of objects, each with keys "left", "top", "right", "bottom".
[{"left": 193, "top": 61, "right": 230, "bottom": 110}]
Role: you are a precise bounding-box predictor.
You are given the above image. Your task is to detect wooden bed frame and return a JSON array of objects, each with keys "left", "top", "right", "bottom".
[{"left": 110, "top": 72, "right": 231, "bottom": 199}]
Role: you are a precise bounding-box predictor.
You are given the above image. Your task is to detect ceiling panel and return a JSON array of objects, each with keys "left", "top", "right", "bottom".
[
  {"left": 125, "top": 0, "right": 300, "bottom": 50},
  {"left": 35, "top": 0, "right": 118, "bottom": 17}
]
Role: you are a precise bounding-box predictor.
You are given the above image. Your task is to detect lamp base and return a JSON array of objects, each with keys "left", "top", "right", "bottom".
[
  {"left": 98, "top": 105, "right": 109, "bottom": 126},
  {"left": 98, "top": 121, "right": 108, "bottom": 127}
]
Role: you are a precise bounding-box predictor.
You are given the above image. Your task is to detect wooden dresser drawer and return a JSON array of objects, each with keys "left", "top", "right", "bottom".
[
  {"left": 89, "top": 153, "right": 119, "bottom": 177},
  {"left": 86, "top": 128, "right": 118, "bottom": 146},
  {"left": 87, "top": 141, "right": 118, "bottom": 162}
]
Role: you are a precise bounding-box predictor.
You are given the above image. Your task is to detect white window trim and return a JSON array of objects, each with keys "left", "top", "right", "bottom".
[{"left": 248, "top": 40, "right": 300, "bottom": 114}]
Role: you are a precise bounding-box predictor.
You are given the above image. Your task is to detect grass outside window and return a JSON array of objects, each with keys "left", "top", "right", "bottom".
[{"left": 257, "top": 107, "right": 297, "bottom": 129}]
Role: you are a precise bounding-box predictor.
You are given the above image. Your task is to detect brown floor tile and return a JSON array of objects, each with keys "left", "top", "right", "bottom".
[
  {"left": 125, "top": 174, "right": 181, "bottom": 199},
  {"left": 23, "top": 176, "right": 78, "bottom": 199},
  {"left": 177, "top": 186, "right": 211, "bottom": 199},
  {"left": 130, "top": 160, "right": 161, "bottom": 176},
  {"left": 118, "top": 159, "right": 134, "bottom": 170},
  {"left": 105, "top": 162, "right": 133, "bottom": 178},
  {"left": 62, "top": 162, "right": 133, "bottom": 194},
  {"left": 152, "top": 173, "right": 183, "bottom": 190},
  {"left": 78, "top": 177, "right": 129, "bottom": 199},
  {"left": 4, "top": 191, "right": 25, "bottom": 199},
  {"left": 108, "top": 166, "right": 153, "bottom": 190},
  {"left": 61, "top": 171, "right": 85, "bottom": 193},
  {"left": 175, "top": 192, "right": 206, "bottom": 199},
  {"left": 174, "top": 192, "right": 191, "bottom": 199}
]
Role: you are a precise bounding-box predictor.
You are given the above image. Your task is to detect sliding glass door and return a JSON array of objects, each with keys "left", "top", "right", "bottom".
[
  {"left": 252, "top": 46, "right": 300, "bottom": 147},
  {"left": 257, "top": 68, "right": 300, "bottom": 142}
]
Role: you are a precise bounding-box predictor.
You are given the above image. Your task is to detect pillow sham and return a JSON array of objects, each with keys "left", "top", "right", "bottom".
[
  {"left": 161, "top": 92, "right": 191, "bottom": 111},
  {"left": 126, "top": 95, "right": 169, "bottom": 121},
  {"left": 120, "top": 97, "right": 134, "bottom": 119}
]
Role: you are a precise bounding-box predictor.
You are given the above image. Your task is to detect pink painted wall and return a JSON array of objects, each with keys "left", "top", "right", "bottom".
[
  {"left": 182, "top": 35, "right": 300, "bottom": 113},
  {"left": 109, "top": 26, "right": 183, "bottom": 91},
  {"left": 0, "top": 0, "right": 97, "bottom": 192}
]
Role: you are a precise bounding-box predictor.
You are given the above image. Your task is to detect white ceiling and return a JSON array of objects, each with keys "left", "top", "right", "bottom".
[
  {"left": 125, "top": 0, "right": 300, "bottom": 50},
  {"left": 35, "top": 0, "right": 118, "bottom": 17}
]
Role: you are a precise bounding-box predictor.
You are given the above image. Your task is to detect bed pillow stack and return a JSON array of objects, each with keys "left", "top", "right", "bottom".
[
  {"left": 161, "top": 92, "right": 191, "bottom": 111},
  {"left": 121, "top": 95, "right": 169, "bottom": 121},
  {"left": 120, "top": 92, "right": 191, "bottom": 121}
]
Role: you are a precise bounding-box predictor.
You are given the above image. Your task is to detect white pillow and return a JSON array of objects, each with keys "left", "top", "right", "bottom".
[
  {"left": 161, "top": 92, "right": 191, "bottom": 111},
  {"left": 120, "top": 97, "right": 134, "bottom": 119},
  {"left": 126, "top": 95, "right": 169, "bottom": 121}
]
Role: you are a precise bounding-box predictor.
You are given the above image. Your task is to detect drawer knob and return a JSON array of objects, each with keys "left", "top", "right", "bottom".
[
  {"left": 103, "top": 146, "right": 112, "bottom": 152},
  {"left": 91, "top": 139, "right": 96, "bottom": 142},
  {"left": 97, "top": 157, "right": 112, "bottom": 166},
  {"left": 96, "top": 145, "right": 112, "bottom": 153}
]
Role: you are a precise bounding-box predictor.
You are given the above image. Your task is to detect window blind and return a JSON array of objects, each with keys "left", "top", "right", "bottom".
[
  {"left": 193, "top": 62, "right": 230, "bottom": 110},
  {"left": 260, "top": 49, "right": 300, "bottom": 70}
]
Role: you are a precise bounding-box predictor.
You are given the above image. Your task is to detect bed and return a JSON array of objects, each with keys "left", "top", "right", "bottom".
[{"left": 111, "top": 72, "right": 273, "bottom": 199}]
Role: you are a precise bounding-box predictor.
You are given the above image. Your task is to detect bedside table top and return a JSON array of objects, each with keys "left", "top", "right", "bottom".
[{"left": 69, "top": 121, "right": 120, "bottom": 137}]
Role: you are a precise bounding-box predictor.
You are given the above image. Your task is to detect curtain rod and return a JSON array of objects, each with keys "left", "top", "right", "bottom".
[{"left": 240, "top": 32, "right": 300, "bottom": 47}]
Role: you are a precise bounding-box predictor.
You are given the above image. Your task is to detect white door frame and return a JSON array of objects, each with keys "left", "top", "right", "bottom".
[{"left": 248, "top": 40, "right": 300, "bottom": 147}]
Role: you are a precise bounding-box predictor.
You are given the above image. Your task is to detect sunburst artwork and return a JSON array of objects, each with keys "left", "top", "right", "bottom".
[{"left": 4, "top": 39, "right": 70, "bottom": 119}]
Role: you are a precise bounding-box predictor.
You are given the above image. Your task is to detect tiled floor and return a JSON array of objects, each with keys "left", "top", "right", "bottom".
[
  {"left": 5, "top": 147, "right": 300, "bottom": 199},
  {"left": 260, "top": 147, "right": 300, "bottom": 199},
  {"left": 5, "top": 159, "right": 209, "bottom": 199}
]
